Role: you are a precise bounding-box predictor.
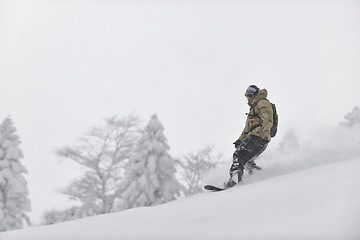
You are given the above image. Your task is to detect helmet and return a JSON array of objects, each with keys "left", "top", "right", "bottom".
[{"left": 245, "top": 85, "right": 259, "bottom": 99}]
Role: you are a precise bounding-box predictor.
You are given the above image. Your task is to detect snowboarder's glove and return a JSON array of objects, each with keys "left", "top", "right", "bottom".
[
  {"left": 262, "top": 131, "right": 271, "bottom": 142},
  {"left": 233, "top": 140, "right": 242, "bottom": 149}
]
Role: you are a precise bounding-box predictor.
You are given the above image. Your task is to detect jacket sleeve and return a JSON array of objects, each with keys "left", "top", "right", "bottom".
[
  {"left": 238, "top": 116, "right": 250, "bottom": 141},
  {"left": 256, "top": 99, "right": 273, "bottom": 134}
]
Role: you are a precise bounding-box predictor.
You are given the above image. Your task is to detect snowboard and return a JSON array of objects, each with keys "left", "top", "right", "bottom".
[{"left": 204, "top": 185, "right": 225, "bottom": 192}]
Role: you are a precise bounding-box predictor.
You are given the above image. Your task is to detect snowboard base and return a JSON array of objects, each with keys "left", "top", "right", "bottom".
[{"left": 204, "top": 185, "right": 225, "bottom": 192}]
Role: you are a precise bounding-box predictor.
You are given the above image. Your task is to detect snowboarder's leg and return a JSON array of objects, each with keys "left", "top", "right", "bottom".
[
  {"left": 245, "top": 136, "right": 268, "bottom": 175},
  {"left": 227, "top": 135, "right": 269, "bottom": 186},
  {"left": 226, "top": 151, "right": 244, "bottom": 188},
  {"left": 240, "top": 135, "right": 268, "bottom": 165},
  {"left": 229, "top": 151, "right": 244, "bottom": 178},
  {"left": 226, "top": 146, "right": 247, "bottom": 188}
]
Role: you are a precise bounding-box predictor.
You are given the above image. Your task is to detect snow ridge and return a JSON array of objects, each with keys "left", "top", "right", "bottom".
[{"left": 2, "top": 157, "right": 360, "bottom": 240}]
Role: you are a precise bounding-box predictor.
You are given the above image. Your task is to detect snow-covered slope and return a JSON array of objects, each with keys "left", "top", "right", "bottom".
[{"left": 2, "top": 158, "right": 360, "bottom": 240}]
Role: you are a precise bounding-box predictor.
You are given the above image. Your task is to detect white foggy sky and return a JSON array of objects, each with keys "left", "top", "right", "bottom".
[{"left": 1, "top": 0, "right": 360, "bottom": 222}]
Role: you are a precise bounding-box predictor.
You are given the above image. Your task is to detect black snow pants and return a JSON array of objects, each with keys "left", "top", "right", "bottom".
[{"left": 229, "top": 134, "right": 269, "bottom": 182}]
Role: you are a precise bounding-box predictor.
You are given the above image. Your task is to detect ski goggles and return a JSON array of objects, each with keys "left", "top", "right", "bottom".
[{"left": 245, "top": 92, "right": 255, "bottom": 99}]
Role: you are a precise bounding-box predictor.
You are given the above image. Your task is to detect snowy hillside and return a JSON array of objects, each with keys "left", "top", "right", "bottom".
[{"left": 2, "top": 157, "right": 360, "bottom": 240}]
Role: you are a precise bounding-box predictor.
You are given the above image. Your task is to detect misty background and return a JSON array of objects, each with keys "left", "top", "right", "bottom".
[{"left": 0, "top": 0, "right": 359, "bottom": 223}]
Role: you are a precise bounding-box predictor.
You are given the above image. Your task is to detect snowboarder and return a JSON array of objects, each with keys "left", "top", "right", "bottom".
[{"left": 225, "top": 85, "right": 274, "bottom": 188}]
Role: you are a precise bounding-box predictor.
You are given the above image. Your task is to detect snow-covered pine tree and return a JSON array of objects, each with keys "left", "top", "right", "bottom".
[
  {"left": 0, "top": 118, "right": 31, "bottom": 232},
  {"left": 340, "top": 106, "right": 360, "bottom": 127},
  {"left": 339, "top": 106, "right": 360, "bottom": 158},
  {"left": 121, "top": 115, "right": 182, "bottom": 209}
]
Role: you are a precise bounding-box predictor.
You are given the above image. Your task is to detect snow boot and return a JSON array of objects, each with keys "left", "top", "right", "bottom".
[
  {"left": 245, "top": 160, "right": 262, "bottom": 175},
  {"left": 224, "top": 179, "right": 237, "bottom": 189}
]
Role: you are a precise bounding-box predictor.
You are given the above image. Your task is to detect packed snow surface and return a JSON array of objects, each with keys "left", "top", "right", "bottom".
[{"left": 2, "top": 158, "right": 360, "bottom": 240}]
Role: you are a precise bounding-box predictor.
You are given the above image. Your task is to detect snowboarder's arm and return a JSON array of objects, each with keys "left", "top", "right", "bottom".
[{"left": 238, "top": 118, "right": 250, "bottom": 142}]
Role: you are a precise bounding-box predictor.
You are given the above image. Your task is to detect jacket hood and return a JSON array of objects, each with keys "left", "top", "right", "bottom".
[{"left": 248, "top": 89, "right": 268, "bottom": 106}]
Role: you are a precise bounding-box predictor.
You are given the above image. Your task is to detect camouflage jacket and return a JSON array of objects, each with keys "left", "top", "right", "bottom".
[{"left": 238, "top": 89, "right": 274, "bottom": 142}]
